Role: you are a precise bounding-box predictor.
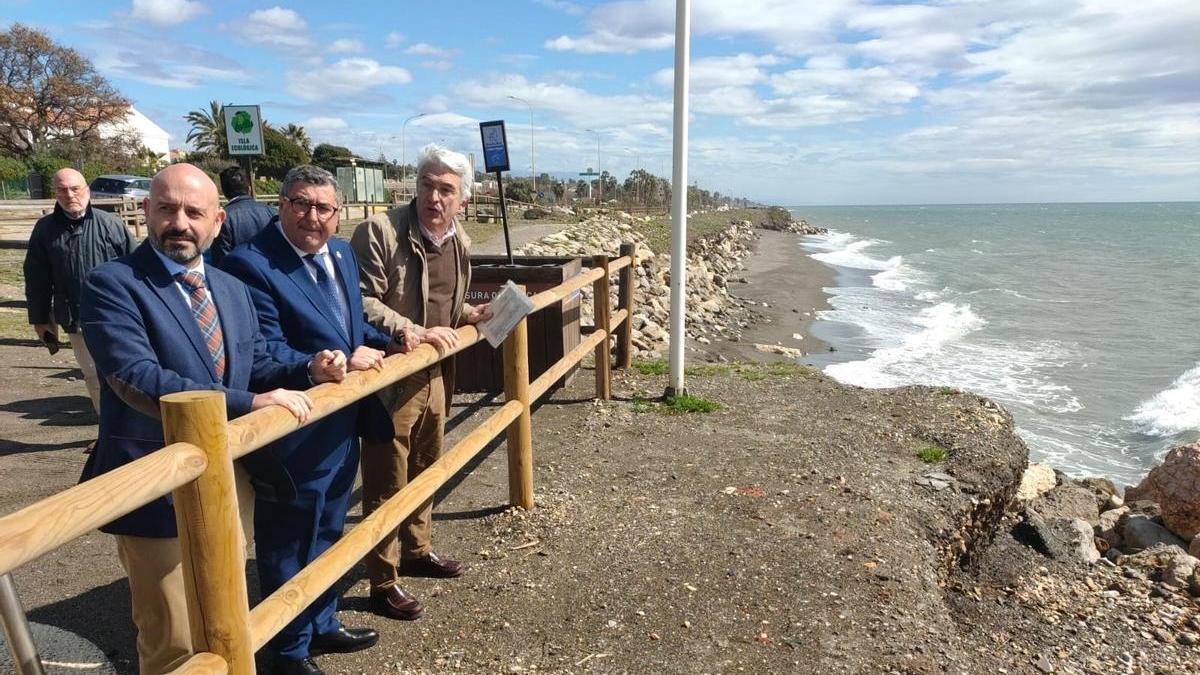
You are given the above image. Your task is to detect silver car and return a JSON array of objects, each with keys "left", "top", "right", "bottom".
[{"left": 89, "top": 174, "right": 152, "bottom": 200}]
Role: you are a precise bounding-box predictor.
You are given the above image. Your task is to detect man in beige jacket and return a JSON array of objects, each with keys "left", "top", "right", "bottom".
[{"left": 350, "top": 144, "right": 489, "bottom": 621}]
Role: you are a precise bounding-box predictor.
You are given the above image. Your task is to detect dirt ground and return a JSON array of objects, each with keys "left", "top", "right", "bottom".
[{"left": 1, "top": 225, "right": 1198, "bottom": 674}]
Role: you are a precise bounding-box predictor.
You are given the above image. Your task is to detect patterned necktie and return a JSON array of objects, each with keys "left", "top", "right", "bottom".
[
  {"left": 175, "top": 271, "right": 226, "bottom": 379},
  {"left": 304, "top": 253, "right": 350, "bottom": 339}
]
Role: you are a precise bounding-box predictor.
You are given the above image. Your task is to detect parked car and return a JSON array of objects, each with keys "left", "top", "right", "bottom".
[{"left": 89, "top": 175, "right": 152, "bottom": 200}]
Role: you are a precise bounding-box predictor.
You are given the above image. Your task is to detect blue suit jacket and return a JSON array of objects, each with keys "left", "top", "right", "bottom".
[
  {"left": 221, "top": 222, "right": 392, "bottom": 496},
  {"left": 79, "top": 241, "right": 310, "bottom": 537}
]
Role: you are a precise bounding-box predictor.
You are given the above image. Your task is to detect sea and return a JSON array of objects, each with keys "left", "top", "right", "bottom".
[{"left": 788, "top": 203, "right": 1200, "bottom": 486}]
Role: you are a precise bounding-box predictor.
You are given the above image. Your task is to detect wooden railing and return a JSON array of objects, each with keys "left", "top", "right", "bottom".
[{"left": 0, "top": 249, "right": 637, "bottom": 675}]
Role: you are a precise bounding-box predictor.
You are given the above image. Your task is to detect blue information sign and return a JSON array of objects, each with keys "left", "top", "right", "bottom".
[{"left": 479, "top": 120, "right": 510, "bottom": 173}]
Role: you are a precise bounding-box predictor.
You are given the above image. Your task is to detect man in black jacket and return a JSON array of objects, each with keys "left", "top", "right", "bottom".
[
  {"left": 24, "top": 167, "right": 136, "bottom": 413},
  {"left": 211, "top": 165, "right": 277, "bottom": 266}
]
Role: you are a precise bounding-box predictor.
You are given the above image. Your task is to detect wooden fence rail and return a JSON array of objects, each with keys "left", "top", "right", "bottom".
[{"left": 0, "top": 248, "right": 637, "bottom": 675}]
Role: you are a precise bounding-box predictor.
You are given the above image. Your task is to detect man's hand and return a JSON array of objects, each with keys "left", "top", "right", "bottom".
[
  {"left": 414, "top": 325, "right": 460, "bottom": 352},
  {"left": 385, "top": 326, "right": 421, "bottom": 355},
  {"left": 348, "top": 345, "right": 386, "bottom": 372},
  {"left": 33, "top": 323, "right": 57, "bottom": 343},
  {"left": 309, "top": 349, "right": 346, "bottom": 383},
  {"left": 251, "top": 389, "right": 314, "bottom": 423},
  {"left": 464, "top": 303, "right": 492, "bottom": 325}
]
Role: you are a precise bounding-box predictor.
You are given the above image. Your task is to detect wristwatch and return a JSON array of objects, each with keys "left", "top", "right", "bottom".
[{"left": 393, "top": 332, "right": 406, "bottom": 349}]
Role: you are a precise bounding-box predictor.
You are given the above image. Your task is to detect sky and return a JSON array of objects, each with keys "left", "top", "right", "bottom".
[{"left": 4, "top": 0, "right": 1198, "bottom": 205}]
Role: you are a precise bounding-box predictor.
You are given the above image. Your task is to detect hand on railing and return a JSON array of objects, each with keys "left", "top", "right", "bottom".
[
  {"left": 251, "top": 389, "right": 315, "bottom": 423},
  {"left": 348, "top": 346, "right": 386, "bottom": 372},
  {"left": 309, "top": 349, "right": 347, "bottom": 383},
  {"left": 409, "top": 325, "right": 460, "bottom": 353},
  {"left": 463, "top": 302, "right": 492, "bottom": 325}
]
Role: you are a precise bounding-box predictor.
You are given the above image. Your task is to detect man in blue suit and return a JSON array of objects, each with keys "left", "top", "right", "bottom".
[
  {"left": 211, "top": 165, "right": 276, "bottom": 266},
  {"left": 80, "top": 163, "right": 347, "bottom": 674},
  {"left": 222, "top": 164, "right": 394, "bottom": 675}
]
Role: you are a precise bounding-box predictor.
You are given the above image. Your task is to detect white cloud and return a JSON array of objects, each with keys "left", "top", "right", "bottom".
[
  {"left": 129, "top": 0, "right": 207, "bottom": 26},
  {"left": 327, "top": 38, "right": 364, "bottom": 54},
  {"left": 285, "top": 59, "right": 411, "bottom": 102},
  {"left": 421, "top": 60, "right": 454, "bottom": 72},
  {"left": 227, "top": 7, "right": 311, "bottom": 49},
  {"left": 405, "top": 42, "right": 457, "bottom": 57},
  {"left": 653, "top": 53, "right": 783, "bottom": 89},
  {"left": 453, "top": 73, "right": 671, "bottom": 130},
  {"left": 534, "top": 0, "right": 585, "bottom": 16},
  {"left": 545, "top": 30, "right": 672, "bottom": 54},
  {"left": 90, "top": 37, "right": 250, "bottom": 89},
  {"left": 304, "top": 117, "right": 349, "bottom": 131},
  {"left": 385, "top": 31, "right": 405, "bottom": 48}
]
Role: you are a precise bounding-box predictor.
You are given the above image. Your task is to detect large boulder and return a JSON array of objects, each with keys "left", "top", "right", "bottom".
[
  {"left": 1077, "top": 476, "right": 1122, "bottom": 510},
  {"left": 1030, "top": 483, "right": 1101, "bottom": 526},
  {"left": 1015, "top": 463, "right": 1056, "bottom": 502},
  {"left": 1097, "top": 505, "right": 1129, "bottom": 549},
  {"left": 1021, "top": 508, "right": 1100, "bottom": 564},
  {"left": 1125, "top": 442, "right": 1200, "bottom": 540},
  {"left": 1119, "top": 513, "right": 1188, "bottom": 553}
]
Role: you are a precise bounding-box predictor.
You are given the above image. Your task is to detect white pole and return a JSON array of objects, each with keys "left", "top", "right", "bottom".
[{"left": 667, "top": 0, "right": 691, "bottom": 396}]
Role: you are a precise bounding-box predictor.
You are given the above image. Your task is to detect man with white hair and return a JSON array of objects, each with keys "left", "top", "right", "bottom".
[
  {"left": 350, "top": 144, "right": 489, "bottom": 621},
  {"left": 24, "top": 167, "right": 135, "bottom": 414}
]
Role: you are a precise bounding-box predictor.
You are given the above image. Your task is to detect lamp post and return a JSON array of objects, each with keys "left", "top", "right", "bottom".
[
  {"left": 584, "top": 128, "right": 602, "bottom": 204},
  {"left": 401, "top": 112, "right": 427, "bottom": 191},
  {"left": 507, "top": 95, "right": 536, "bottom": 201}
]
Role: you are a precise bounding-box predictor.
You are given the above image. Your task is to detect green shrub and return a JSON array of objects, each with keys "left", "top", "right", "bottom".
[
  {"left": 917, "top": 446, "right": 948, "bottom": 463},
  {"left": 664, "top": 394, "right": 721, "bottom": 414}
]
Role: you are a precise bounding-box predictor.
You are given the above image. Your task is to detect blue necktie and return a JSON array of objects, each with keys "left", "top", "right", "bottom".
[{"left": 304, "top": 253, "right": 350, "bottom": 340}]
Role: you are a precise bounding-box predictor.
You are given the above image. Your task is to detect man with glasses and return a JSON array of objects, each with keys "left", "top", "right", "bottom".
[
  {"left": 24, "top": 167, "right": 136, "bottom": 416},
  {"left": 350, "top": 144, "right": 490, "bottom": 622},
  {"left": 222, "top": 164, "right": 394, "bottom": 675}
]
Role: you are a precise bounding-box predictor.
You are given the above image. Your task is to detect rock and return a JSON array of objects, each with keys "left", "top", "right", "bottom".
[
  {"left": 1021, "top": 508, "right": 1100, "bottom": 563},
  {"left": 753, "top": 343, "right": 804, "bottom": 358},
  {"left": 1016, "top": 463, "right": 1057, "bottom": 502},
  {"left": 1097, "top": 506, "right": 1129, "bottom": 549},
  {"left": 1119, "top": 513, "right": 1187, "bottom": 553},
  {"left": 1122, "top": 544, "right": 1189, "bottom": 580},
  {"left": 1192, "top": 533, "right": 1200, "bottom": 558},
  {"left": 1161, "top": 553, "right": 1199, "bottom": 589},
  {"left": 1030, "top": 483, "right": 1101, "bottom": 526},
  {"left": 1077, "top": 476, "right": 1122, "bottom": 511},
  {"left": 1125, "top": 442, "right": 1200, "bottom": 540}
]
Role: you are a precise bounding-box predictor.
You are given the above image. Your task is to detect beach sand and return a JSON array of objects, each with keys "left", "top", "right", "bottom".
[{"left": 707, "top": 229, "right": 834, "bottom": 362}]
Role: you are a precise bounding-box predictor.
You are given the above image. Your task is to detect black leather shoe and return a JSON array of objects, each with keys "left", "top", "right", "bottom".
[
  {"left": 272, "top": 656, "right": 324, "bottom": 675},
  {"left": 369, "top": 583, "right": 425, "bottom": 621},
  {"left": 401, "top": 551, "right": 465, "bottom": 578},
  {"left": 309, "top": 626, "right": 379, "bottom": 656}
]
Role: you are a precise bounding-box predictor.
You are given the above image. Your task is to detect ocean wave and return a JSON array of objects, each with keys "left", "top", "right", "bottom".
[{"left": 1126, "top": 363, "right": 1200, "bottom": 437}]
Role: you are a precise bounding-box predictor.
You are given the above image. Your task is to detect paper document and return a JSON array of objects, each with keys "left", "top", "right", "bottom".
[{"left": 479, "top": 280, "right": 536, "bottom": 348}]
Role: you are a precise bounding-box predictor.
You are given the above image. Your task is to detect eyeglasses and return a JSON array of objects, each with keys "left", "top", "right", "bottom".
[{"left": 282, "top": 196, "right": 339, "bottom": 221}]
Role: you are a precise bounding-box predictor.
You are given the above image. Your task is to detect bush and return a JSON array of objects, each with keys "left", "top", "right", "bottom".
[
  {"left": 522, "top": 207, "right": 549, "bottom": 220},
  {"left": 917, "top": 446, "right": 948, "bottom": 463},
  {"left": 765, "top": 206, "right": 792, "bottom": 229},
  {"left": 255, "top": 177, "right": 281, "bottom": 198}
]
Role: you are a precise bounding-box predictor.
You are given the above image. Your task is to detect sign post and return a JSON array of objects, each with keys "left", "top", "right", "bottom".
[
  {"left": 479, "top": 120, "right": 514, "bottom": 265},
  {"left": 223, "top": 105, "right": 264, "bottom": 198},
  {"left": 578, "top": 168, "right": 600, "bottom": 202}
]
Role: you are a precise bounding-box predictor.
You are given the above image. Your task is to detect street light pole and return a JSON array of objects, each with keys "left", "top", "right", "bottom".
[
  {"left": 507, "top": 95, "right": 536, "bottom": 201},
  {"left": 401, "top": 112, "right": 427, "bottom": 194},
  {"left": 585, "top": 128, "right": 602, "bottom": 204}
]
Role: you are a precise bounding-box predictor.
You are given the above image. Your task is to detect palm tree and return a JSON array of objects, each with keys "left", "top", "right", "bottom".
[
  {"left": 184, "top": 100, "right": 226, "bottom": 157},
  {"left": 281, "top": 123, "right": 311, "bottom": 155}
]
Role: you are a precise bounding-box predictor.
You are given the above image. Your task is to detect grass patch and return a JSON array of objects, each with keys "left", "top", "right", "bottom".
[
  {"left": 0, "top": 249, "right": 25, "bottom": 287},
  {"left": 630, "top": 393, "right": 656, "bottom": 413},
  {"left": 632, "top": 358, "right": 668, "bottom": 376},
  {"left": 916, "top": 446, "right": 949, "bottom": 463},
  {"left": 638, "top": 207, "right": 768, "bottom": 254},
  {"left": 633, "top": 358, "right": 815, "bottom": 382},
  {"left": 663, "top": 393, "right": 721, "bottom": 414}
]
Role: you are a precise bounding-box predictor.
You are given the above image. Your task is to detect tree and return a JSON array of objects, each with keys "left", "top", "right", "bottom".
[
  {"left": 311, "top": 143, "right": 355, "bottom": 173},
  {"left": 256, "top": 127, "right": 309, "bottom": 180},
  {"left": 184, "top": 100, "right": 226, "bottom": 157},
  {"left": 281, "top": 123, "right": 312, "bottom": 155},
  {"left": 0, "top": 24, "right": 131, "bottom": 160}
]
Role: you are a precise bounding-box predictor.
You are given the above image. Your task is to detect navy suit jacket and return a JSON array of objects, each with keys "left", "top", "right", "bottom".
[
  {"left": 211, "top": 196, "right": 277, "bottom": 267},
  {"left": 221, "top": 222, "right": 392, "bottom": 497},
  {"left": 79, "top": 241, "right": 310, "bottom": 537}
]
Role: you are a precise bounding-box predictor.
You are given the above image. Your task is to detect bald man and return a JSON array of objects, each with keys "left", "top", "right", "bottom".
[
  {"left": 24, "top": 168, "right": 135, "bottom": 414},
  {"left": 80, "top": 163, "right": 347, "bottom": 674}
]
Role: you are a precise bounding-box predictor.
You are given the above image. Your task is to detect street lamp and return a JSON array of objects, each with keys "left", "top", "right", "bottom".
[
  {"left": 401, "top": 112, "right": 427, "bottom": 190},
  {"left": 585, "top": 128, "right": 601, "bottom": 204},
  {"left": 507, "top": 95, "right": 536, "bottom": 201}
]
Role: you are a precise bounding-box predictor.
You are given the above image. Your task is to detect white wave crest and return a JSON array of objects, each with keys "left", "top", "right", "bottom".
[{"left": 1126, "top": 363, "right": 1200, "bottom": 437}]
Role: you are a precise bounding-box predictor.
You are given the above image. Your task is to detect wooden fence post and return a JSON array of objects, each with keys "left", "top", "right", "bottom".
[
  {"left": 502, "top": 285, "right": 535, "bottom": 510},
  {"left": 592, "top": 255, "right": 612, "bottom": 400},
  {"left": 616, "top": 242, "right": 635, "bottom": 369},
  {"left": 161, "top": 391, "right": 254, "bottom": 675}
]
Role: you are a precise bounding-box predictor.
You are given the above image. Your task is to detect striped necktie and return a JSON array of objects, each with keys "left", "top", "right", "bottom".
[
  {"left": 175, "top": 271, "right": 226, "bottom": 379},
  {"left": 304, "top": 253, "right": 350, "bottom": 339}
]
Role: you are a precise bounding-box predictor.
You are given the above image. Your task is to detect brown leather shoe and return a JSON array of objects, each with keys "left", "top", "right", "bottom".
[
  {"left": 369, "top": 583, "right": 424, "bottom": 621},
  {"left": 401, "top": 551, "right": 465, "bottom": 578}
]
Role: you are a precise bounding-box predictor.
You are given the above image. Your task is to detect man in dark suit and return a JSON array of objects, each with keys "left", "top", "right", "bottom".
[
  {"left": 80, "top": 163, "right": 347, "bottom": 675},
  {"left": 211, "top": 166, "right": 276, "bottom": 266},
  {"left": 222, "top": 164, "right": 393, "bottom": 675}
]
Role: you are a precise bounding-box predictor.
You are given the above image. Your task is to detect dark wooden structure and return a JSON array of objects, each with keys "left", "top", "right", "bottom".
[{"left": 455, "top": 256, "right": 583, "bottom": 393}]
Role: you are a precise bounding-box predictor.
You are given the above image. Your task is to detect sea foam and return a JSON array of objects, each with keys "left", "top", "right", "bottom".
[{"left": 1126, "top": 363, "right": 1200, "bottom": 437}]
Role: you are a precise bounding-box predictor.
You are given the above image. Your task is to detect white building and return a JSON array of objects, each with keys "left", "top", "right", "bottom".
[{"left": 99, "top": 107, "right": 171, "bottom": 162}]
